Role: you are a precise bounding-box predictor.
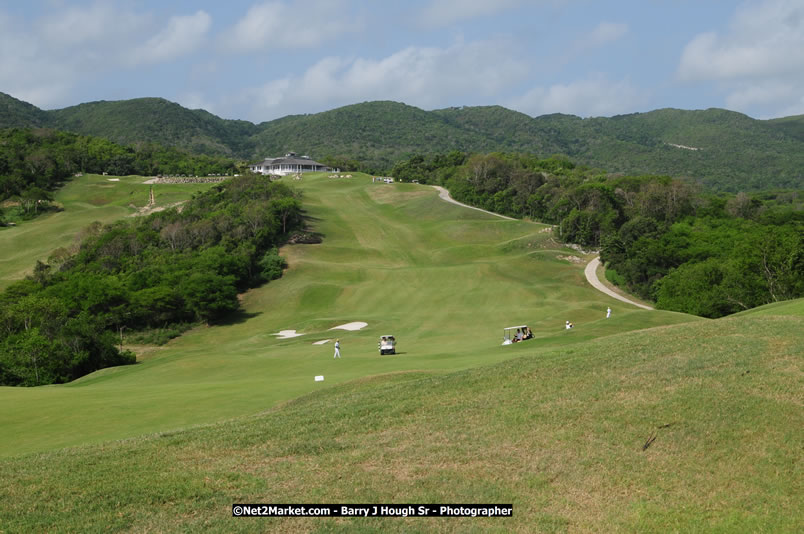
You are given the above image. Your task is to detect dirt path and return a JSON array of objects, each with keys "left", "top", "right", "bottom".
[
  {"left": 431, "top": 186, "right": 516, "bottom": 220},
  {"left": 584, "top": 257, "right": 653, "bottom": 310}
]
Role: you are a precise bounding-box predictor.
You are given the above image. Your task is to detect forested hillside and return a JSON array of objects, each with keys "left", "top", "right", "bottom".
[
  {"left": 548, "top": 109, "right": 804, "bottom": 191},
  {"left": 0, "top": 175, "right": 304, "bottom": 386},
  {"left": 2, "top": 92, "right": 802, "bottom": 192},
  {"left": 49, "top": 98, "right": 259, "bottom": 157},
  {"left": 0, "top": 93, "right": 48, "bottom": 127},
  {"left": 0, "top": 128, "right": 237, "bottom": 223}
]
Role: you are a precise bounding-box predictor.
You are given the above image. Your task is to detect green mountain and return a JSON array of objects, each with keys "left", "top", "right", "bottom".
[
  {"left": 1, "top": 92, "right": 802, "bottom": 191},
  {"left": 543, "top": 108, "right": 804, "bottom": 190},
  {"left": 48, "top": 97, "right": 259, "bottom": 157},
  {"left": 0, "top": 92, "right": 48, "bottom": 127},
  {"left": 767, "top": 114, "right": 804, "bottom": 142},
  {"left": 251, "top": 101, "right": 497, "bottom": 169}
]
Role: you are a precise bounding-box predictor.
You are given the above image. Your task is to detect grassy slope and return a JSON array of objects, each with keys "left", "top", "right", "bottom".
[
  {"left": 0, "top": 172, "right": 800, "bottom": 531},
  {"left": 0, "top": 173, "right": 696, "bottom": 457},
  {"left": 0, "top": 308, "right": 800, "bottom": 532},
  {"left": 0, "top": 174, "right": 217, "bottom": 290}
]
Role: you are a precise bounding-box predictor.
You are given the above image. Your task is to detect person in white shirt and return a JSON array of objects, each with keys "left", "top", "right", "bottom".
[
  {"left": 334, "top": 339, "right": 341, "bottom": 358},
  {"left": 606, "top": 307, "right": 612, "bottom": 319}
]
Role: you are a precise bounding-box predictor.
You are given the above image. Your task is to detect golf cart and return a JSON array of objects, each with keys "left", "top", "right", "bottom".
[
  {"left": 502, "top": 325, "right": 529, "bottom": 345},
  {"left": 379, "top": 335, "right": 396, "bottom": 355}
]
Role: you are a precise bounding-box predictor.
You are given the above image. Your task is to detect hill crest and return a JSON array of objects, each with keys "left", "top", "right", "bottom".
[{"left": 1, "top": 92, "right": 803, "bottom": 191}]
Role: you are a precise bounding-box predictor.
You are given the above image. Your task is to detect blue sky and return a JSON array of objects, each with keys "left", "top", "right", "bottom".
[{"left": 1, "top": 0, "right": 803, "bottom": 122}]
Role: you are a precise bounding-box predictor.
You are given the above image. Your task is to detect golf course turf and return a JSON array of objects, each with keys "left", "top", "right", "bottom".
[{"left": 1, "top": 172, "right": 800, "bottom": 532}]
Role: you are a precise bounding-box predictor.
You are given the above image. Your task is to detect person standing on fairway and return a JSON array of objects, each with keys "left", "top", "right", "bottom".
[
  {"left": 606, "top": 307, "right": 612, "bottom": 319},
  {"left": 334, "top": 339, "right": 341, "bottom": 358}
]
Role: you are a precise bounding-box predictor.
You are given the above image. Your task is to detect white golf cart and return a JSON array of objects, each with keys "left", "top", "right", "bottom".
[
  {"left": 379, "top": 335, "right": 396, "bottom": 355},
  {"left": 502, "top": 325, "right": 530, "bottom": 345}
]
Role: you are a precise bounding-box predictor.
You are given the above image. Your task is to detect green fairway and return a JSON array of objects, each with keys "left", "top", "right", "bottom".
[
  {"left": 1, "top": 172, "right": 801, "bottom": 532},
  {"left": 0, "top": 173, "right": 699, "bottom": 457},
  {"left": 0, "top": 174, "right": 217, "bottom": 290}
]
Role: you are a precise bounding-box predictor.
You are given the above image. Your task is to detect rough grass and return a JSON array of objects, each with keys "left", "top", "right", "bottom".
[{"left": 0, "top": 313, "right": 800, "bottom": 532}]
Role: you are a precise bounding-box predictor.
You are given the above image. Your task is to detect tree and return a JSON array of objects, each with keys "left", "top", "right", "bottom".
[
  {"left": 259, "top": 248, "right": 286, "bottom": 281},
  {"left": 178, "top": 272, "right": 238, "bottom": 323},
  {"left": 269, "top": 196, "right": 301, "bottom": 234}
]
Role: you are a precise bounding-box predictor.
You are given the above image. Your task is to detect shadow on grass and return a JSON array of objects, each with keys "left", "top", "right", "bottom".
[{"left": 215, "top": 310, "right": 261, "bottom": 326}]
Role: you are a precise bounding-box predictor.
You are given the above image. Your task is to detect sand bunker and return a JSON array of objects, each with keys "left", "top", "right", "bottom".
[
  {"left": 329, "top": 322, "right": 368, "bottom": 331},
  {"left": 107, "top": 178, "right": 120, "bottom": 182},
  {"left": 313, "top": 339, "right": 331, "bottom": 345},
  {"left": 273, "top": 330, "right": 304, "bottom": 339}
]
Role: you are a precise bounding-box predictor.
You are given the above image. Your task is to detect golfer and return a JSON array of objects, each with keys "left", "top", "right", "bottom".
[
  {"left": 606, "top": 307, "right": 611, "bottom": 319},
  {"left": 334, "top": 339, "right": 341, "bottom": 358}
]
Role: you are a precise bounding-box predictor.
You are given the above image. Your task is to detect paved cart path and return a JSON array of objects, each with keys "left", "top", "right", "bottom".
[
  {"left": 431, "top": 186, "right": 516, "bottom": 220},
  {"left": 584, "top": 257, "right": 654, "bottom": 310},
  {"left": 430, "top": 186, "right": 652, "bottom": 309}
]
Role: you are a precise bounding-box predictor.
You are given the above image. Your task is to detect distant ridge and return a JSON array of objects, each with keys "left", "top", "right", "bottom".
[
  {"left": 1, "top": 92, "right": 802, "bottom": 191},
  {"left": 0, "top": 91, "right": 48, "bottom": 127}
]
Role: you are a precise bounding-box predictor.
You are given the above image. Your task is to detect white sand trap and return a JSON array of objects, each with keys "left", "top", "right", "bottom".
[
  {"left": 313, "top": 339, "right": 331, "bottom": 345},
  {"left": 107, "top": 178, "right": 120, "bottom": 182},
  {"left": 329, "top": 321, "right": 368, "bottom": 331},
  {"left": 273, "top": 330, "right": 304, "bottom": 339}
]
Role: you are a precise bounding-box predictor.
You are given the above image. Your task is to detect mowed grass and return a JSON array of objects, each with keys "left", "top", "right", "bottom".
[
  {"left": 0, "top": 173, "right": 698, "bottom": 458},
  {"left": 0, "top": 174, "right": 218, "bottom": 290},
  {"left": 0, "top": 311, "right": 800, "bottom": 532}
]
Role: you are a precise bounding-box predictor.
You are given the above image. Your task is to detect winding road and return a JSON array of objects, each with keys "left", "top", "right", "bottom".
[
  {"left": 431, "top": 185, "right": 653, "bottom": 309},
  {"left": 431, "top": 186, "right": 516, "bottom": 220},
  {"left": 584, "top": 257, "right": 654, "bottom": 310}
]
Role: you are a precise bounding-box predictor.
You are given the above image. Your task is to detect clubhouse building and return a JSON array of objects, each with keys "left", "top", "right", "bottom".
[{"left": 249, "top": 152, "right": 331, "bottom": 176}]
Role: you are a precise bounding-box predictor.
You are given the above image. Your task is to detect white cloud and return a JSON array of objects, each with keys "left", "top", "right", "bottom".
[
  {"left": 0, "top": 11, "right": 76, "bottom": 107},
  {"left": 222, "top": 0, "right": 357, "bottom": 52},
  {"left": 677, "top": 0, "right": 804, "bottom": 117},
  {"left": 555, "top": 21, "right": 628, "bottom": 66},
  {"left": 578, "top": 22, "right": 628, "bottom": 50},
  {"left": 128, "top": 11, "right": 212, "bottom": 65},
  {"left": 678, "top": 0, "right": 804, "bottom": 81},
  {"left": 418, "top": 0, "right": 526, "bottom": 27},
  {"left": 508, "top": 75, "right": 648, "bottom": 117},
  {"left": 0, "top": 4, "right": 213, "bottom": 109},
  {"left": 233, "top": 39, "right": 527, "bottom": 121},
  {"left": 36, "top": 3, "right": 148, "bottom": 48},
  {"left": 725, "top": 81, "right": 794, "bottom": 110}
]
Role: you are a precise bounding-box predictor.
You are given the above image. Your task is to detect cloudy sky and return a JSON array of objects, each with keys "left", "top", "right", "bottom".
[{"left": 2, "top": 0, "right": 803, "bottom": 122}]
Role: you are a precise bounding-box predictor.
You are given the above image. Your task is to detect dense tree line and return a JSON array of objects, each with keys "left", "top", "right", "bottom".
[
  {"left": 392, "top": 152, "right": 803, "bottom": 318},
  {"left": 0, "top": 175, "right": 304, "bottom": 386},
  {"left": 5, "top": 92, "right": 804, "bottom": 192},
  {"left": 0, "top": 128, "right": 238, "bottom": 221}
]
